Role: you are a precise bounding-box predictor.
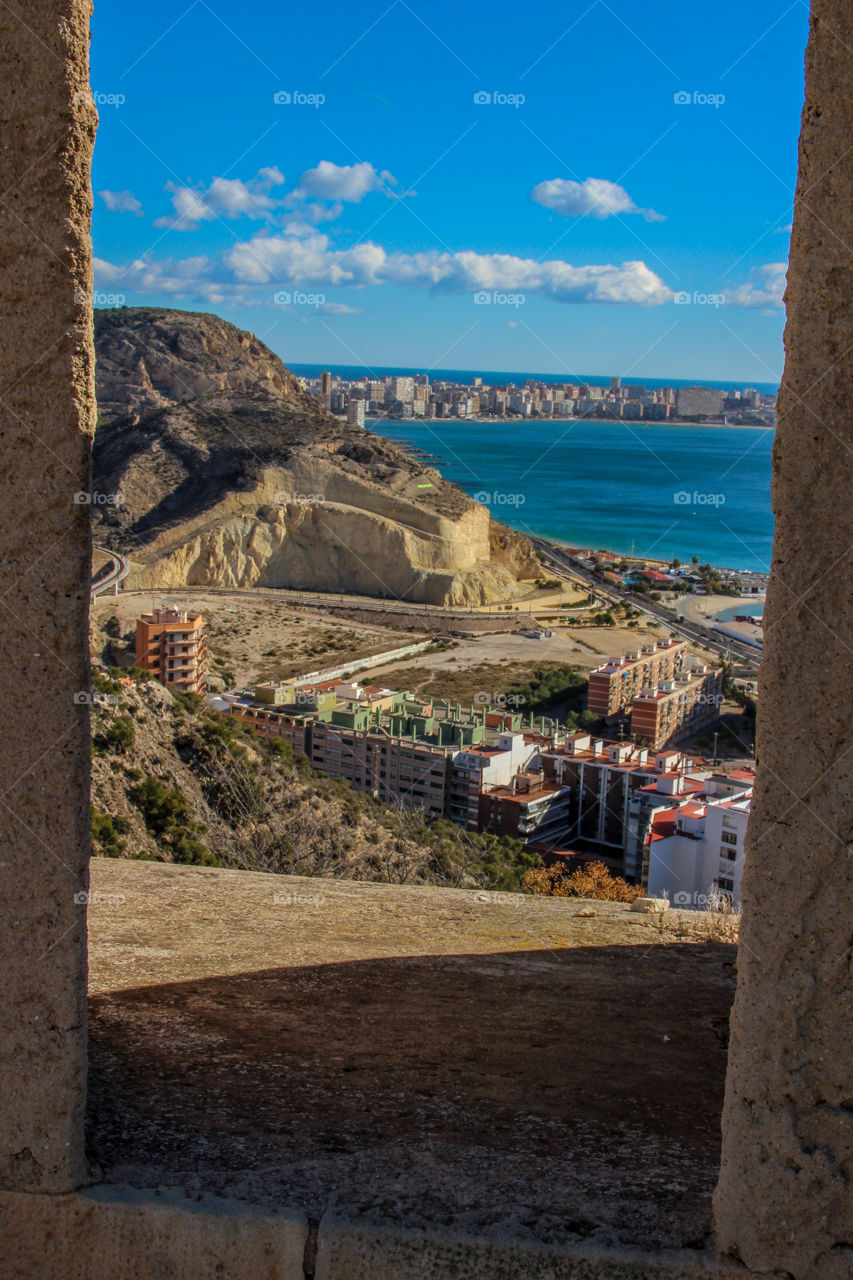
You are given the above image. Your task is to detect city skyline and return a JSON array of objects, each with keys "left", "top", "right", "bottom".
[{"left": 91, "top": 0, "right": 808, "bottom": 380}]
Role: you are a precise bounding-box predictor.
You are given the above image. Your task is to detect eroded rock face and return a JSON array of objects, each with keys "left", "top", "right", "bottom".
[
  {"left": 95, "top": 307, "right": 314, "bottom": 422},
  {"left": 92, "top": 308, "right": 535, "bottom": 605}
]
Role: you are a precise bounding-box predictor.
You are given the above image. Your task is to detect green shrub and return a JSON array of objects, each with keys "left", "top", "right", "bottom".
[
  {"left": 130, "top": 774, "right": 216, "bottom": 866},
  {"left": 173, "top": 690, "right": 204, "bottom": 715},
  {"left": 90, "top": 805, "right": 130, "bottom": 858},
  {"left": 103, "top": 717, "right": 135, "bottom": 755}
]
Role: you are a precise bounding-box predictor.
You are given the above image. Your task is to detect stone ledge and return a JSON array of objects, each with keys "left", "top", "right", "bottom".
[
  {"left": 0, "top": 1187, "right": 759, "bottom": 1280},
  {"left": 0, "top": 1185, "right": 307, "bottom": 1280},
  {"left": 315, "top": 1215, "right": 753, "bottom": 1279}
]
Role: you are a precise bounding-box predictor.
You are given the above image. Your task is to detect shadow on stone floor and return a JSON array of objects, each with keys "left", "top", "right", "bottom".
[{"left": 87, "top": 940, "right": 736, "bottom": 1251}]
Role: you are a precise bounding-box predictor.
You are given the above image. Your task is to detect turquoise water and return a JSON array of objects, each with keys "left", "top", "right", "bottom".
[
  {"left": 715, "top": 602, "right": 765, "bottom": 621},
  {"left": 368, "top": 418, "right": 775, "bottom": 572}
]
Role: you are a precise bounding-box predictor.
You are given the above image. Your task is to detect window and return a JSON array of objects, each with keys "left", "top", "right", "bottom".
[{"left": 721, "top": 831, "right": 738, "bottom": 845}]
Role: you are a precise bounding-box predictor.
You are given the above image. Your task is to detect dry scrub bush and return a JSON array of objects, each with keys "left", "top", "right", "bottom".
[{"left": 524, "top": 860, "right": 643, "bottom": 902}]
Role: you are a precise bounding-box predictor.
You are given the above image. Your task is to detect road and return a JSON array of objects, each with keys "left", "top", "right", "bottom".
[
  {"left": 91, "top": 549, "right": 129, "bottom": 599},
  {"left": 530, "top": 537, "right": 761, "bottom": 670}
]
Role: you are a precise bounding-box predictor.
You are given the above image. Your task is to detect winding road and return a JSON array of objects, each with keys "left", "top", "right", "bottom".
[{"left": 91, "top": 549, "right": 129, "bottom": 599}]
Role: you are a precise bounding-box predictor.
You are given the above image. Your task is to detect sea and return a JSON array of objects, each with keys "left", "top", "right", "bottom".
[
  {"left": 287, "top": 363, "right": 776, "bottom": 571},
  {"left": 365, "top": 416, "right": 774, "bottom": 573}
]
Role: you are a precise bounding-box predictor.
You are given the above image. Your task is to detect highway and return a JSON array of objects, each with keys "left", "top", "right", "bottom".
[
  {"left": 531, "top": 537, "right": 762, "bottom": 670},
  {"left": 91, "top": 549, "right": 129, "bottom": 599}
]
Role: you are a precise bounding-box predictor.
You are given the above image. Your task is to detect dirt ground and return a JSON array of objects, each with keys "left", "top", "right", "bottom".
[
  {"left": 368, "top": 621, "right": 673, "bottom": 704},
  {"left": 86, "top": 859, "right": 736, "bottom": 1251},
  {"left": 90, "top": 589, "right": 417, "bottom": 686},
  {"left": 92, "top": 586, "right": 688, "bottom": 695}
]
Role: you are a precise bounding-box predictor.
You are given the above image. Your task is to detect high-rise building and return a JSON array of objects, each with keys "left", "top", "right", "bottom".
[
  {"left": 389, "top": 376, "right": 414, "bottom": 404},
  {"left": 587, "top": 641, "right": 687, "bottom": 723},
  {"left": 629, "top": 666, "right": 724, "bottom": 749},
  {"left": 675, "top": 386, "right": 725, "bottom": 417},
  {"left": 347, "top": 398, "right": 366, "bottom": 427},
  {"left": 135, "top": 608, "right": 206, "bottom": 693},
  {"left": 320, "top": 371, "right": 331, "bottom": 396}
]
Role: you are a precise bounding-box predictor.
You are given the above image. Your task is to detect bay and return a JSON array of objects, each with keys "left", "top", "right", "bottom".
[{"left": 368, "top": 418, "right": 774, "bottom": 572}]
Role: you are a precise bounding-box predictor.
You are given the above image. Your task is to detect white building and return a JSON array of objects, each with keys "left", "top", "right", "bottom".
[
  {"left": 347, "top": 398, "right": 366, "bottom": 427},
  {"left": 645, "top": 772, "right": 753, "bottom": 908},
  {"left": 450, "top": 733, "right": 539, "bottom": 828}
]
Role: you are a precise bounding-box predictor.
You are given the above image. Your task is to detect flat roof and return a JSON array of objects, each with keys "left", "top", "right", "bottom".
[{"left": 484, "top": 779, "right": 568, "bottom": 804}]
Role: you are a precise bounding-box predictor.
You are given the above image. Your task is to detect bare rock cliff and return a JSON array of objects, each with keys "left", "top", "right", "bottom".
[{"left": 92, "top": 308, "right": 536, "bottom": 605}]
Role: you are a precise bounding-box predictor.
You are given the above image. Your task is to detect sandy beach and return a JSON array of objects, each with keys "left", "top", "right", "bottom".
[{"left": 679, "top": 593, "right": 765, "bottom": 648}]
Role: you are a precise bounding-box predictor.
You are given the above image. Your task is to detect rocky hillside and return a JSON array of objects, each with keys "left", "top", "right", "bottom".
[
  {"left": 92, "top": 308, "right": 539, "bottom": 605},
  {"left": 89, "top": 670, "right": 536, "bottom": 890}
]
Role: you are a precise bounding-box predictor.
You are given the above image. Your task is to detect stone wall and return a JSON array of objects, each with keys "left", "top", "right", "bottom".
[
  {"left": 713, "top": 3, "right": 853, "bottom": 1277},
  {"left": 0, "top": 0, "right": 96, "bottom": 1192}
]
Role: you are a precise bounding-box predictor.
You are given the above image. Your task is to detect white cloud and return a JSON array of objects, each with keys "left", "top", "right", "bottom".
[
  {"left": 298, "top": 160, "right": 396, "bottom": 203},
  {"left": 154, "top": 168, "right": 286, "bottom": 230},
  {"left": 727, "top": 262, "right": 787, "bottom": 309},
  {"left": 225, "top": 232, "right": 672, "bottom": 304},
  {"left": 257, "top": 166, "right": 285, "bottom": 186},
  {"left": 531, "top": 177, "right": 665, "bottom": 223},
  {"left": 95, "top": 254, "right": 213, "bottom": 295},
  {"left": 99, "top": 189, "right": 143, "bottom": 216}
]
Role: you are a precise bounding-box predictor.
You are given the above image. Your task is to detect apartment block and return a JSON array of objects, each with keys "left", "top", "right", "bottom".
[
  {"left": 630, "top": 666, "right": 724, "bottom": 749},
  {"left": 478, "top": 774, "right": 573, "bottom": 846},
  {"left": 645, "top": 771, "right": 754, "bottom": 908},
  {"left": 450, "top": 733, "right": 539, "bottom": 828},
  {"left": 675, "top": 385, "right": 725, "bottom": 417},
  {"left": 347, "top": 398, "right": 366, "bottom": 426},
  {"left": 135, "top": 608, "right": 206, "bottom": 693},
  {"left": 539, "top": 734, "right": 711, "bottom": 877},
  {"left": 309, "top": 717, "right": 455, "bottom": 818},
  {"left": 587, "top": 641, "right": 687, "bottom": 722},
  {"left": 224, "top": 698, "right": 314, "bottom": 756}
]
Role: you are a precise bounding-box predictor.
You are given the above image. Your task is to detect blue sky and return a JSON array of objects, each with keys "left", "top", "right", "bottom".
[{"left": 91, "top": 0, "right": 809, "bottom": 382}]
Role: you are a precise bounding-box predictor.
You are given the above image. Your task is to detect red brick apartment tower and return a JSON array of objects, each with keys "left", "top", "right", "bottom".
[
  {"left": 587, "top": 640, "right": 687, "bottom": 723},
  {"left": 135, "top": 607, "right": 207, "bottom": 693}
]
